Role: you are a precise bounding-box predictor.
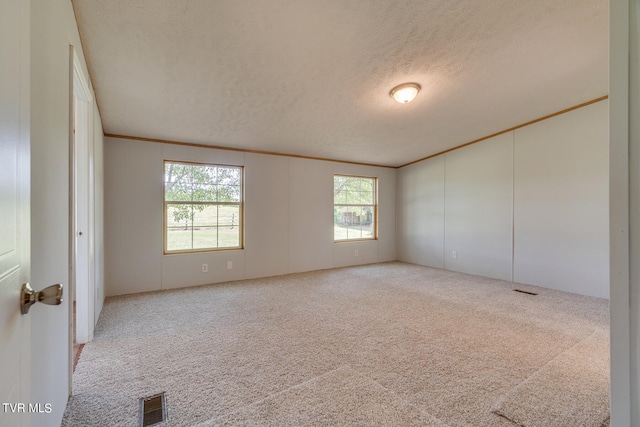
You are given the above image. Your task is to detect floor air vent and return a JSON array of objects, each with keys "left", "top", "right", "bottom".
[
  {"left": 139, "top": 392, "right": 167, "bottom": 426},
  {"left": 514, "top": 289, "right": 538, "bottom": 296}
]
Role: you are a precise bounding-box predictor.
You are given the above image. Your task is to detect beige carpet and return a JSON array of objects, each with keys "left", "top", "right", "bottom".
[
  {"left": 62, "top": 262, "right": 610, "bottom": 426},
  {"left": 199, "top": 366, "right": 447, "bottom": 427},
  {"left": 493, "top": 329, "right": 610, "bottom": 427}
]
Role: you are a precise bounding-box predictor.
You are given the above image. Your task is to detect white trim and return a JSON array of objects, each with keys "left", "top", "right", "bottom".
[
  {"left": 70, "top": 45, "right": 96, "bottom": 346},
  {"left": 609, "top": 0, "right": 634, "bottom": 425}
]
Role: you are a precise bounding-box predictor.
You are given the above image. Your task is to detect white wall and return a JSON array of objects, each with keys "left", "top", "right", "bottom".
[
  {"left": 444, "top": 133, "right": 514, "bottom": 281},
  {"left": 288, "top": 158, "right": 334, "bottom": 273},
  {"left": 104, "top": 138, "right": 396, "bottom": 296},
  {"left": 513, "top": 101, "right": 608, "bottom": 297},
  {"left": 397, "top": 99, "right": 609, "bottom": 299},
  {"left": 30, "top": 0, "right": 104, "bottom": 424},
  {"left": 105, "top": 139, "right": 163, "bottom": 295},
  {"left": 397, "top": 156, "right": 445, "bottom": 268},
  {"left": 244, "top": 153, "right": 290, "bottom": 278}
]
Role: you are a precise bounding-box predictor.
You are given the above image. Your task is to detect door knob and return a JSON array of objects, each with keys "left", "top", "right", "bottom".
[{"left": 21, "top": 283, "right": 63, "bottom": 315}]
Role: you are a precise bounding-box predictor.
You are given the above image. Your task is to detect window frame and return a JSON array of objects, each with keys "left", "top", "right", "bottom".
[
  {"left": 163, "top": 160, "right": 244, "bottom": 255},
  {"left": 333, "top": 174, "right": 378, "bottom": 242}
]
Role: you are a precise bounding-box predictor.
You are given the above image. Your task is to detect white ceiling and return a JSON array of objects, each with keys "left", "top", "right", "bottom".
[{"left": 72, "top": 0, "right": 608, "bottom": 167}]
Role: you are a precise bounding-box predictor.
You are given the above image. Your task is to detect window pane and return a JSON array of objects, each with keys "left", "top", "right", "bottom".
[
  {"left": 192, "top": 205, "right": 217, "bottom": 249},
  {"left": 362, "top": 191, "right": 374, "bottom": 204},
  {"left": 165, "top": 163, "right": 194, "bottom": 202},
  {"left": 349, "top": 190, "right": 373, "bottom": 205},
  {"left": 360, "top": 206, "right": 375, "bottom": 239},
  {"left": 334, "top": 176, "right": 348, "bottom": 204},
  {"left": 218, "top": 205, "right": 241, "bottom": 247},
  {"left": 333, "top": 198, "right": 375, "bottom": 241},
  {"left": 334, "top": 176, "right": 375, "bottom": 206},
  {"left": 355, "top": 178, "right": 367, "bottom": 192},
  {"left": 218, "top": 184, "right": 241, "bottom": 202},
  {"left": 188, "top": 184, "right": 214, "bottom": 202},
  {"left": 231, "top": 185, "right": 242, "bottom": 202},
  {"left": 166, "top": 204, "right": 194, "bottom": 251},
  {"left": 199, "top": 165, "right": 218, "bottom": 185},
  {"left": 216, "top": 167, "right": 240, "bottom": 186},
  {"left": 348, "top": 178, "right": 361, "bottom": 192}
]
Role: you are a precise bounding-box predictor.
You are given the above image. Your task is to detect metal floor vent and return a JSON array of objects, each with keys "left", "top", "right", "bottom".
[
  {"left": 139, "top": 392, "right": 167, "bottom": 427},
  {"left": 513, "top": 289, "right": 538, "bottom": 296}
]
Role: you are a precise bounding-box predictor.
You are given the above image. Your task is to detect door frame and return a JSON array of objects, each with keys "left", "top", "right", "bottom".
[{"left": 69, "top": 46, "right": 95, "bottom": 384}]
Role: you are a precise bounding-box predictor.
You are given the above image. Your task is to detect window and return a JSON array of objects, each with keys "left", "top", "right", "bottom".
[
  {"left": 333, "top": 175, "right": 377, "bottom": 241},
  {"left": 164, "top": 161, "right": 243, "bottom": 253}
]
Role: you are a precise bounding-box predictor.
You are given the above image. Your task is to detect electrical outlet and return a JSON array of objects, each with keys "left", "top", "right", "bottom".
[
  {"left": 355, "top": 250, "right": 359, "bottom": 257},
  {"left": 227, "top": 261, "right": 233, "bottom": 270},
  {"left": 452, "top": 250, "right": 457, "bottom": 259},
  {"left": 202, "top": 263, "right": 208, "bottom": 273}
]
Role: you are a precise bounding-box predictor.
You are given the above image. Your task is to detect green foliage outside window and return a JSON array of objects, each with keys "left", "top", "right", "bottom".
[
  {"left": 334, "top": 175, "right": 377, "bottom": 241},
  {"left": 164, "top": 161, "right": 242, "bottom": 252}
]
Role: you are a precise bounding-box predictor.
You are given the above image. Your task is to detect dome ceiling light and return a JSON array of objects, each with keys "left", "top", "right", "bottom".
[{"left": 389, "top": 82, "right": 421, "bottom": 104}]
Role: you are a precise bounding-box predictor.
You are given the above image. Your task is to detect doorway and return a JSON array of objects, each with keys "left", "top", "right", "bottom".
[{"left": 71, "top": 47, "right": 95, "bottom": 364}]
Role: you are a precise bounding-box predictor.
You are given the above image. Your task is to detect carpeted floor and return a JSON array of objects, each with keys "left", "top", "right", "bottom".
[{"left": 62, "top": 262, "right": 610, "bottom": 426}]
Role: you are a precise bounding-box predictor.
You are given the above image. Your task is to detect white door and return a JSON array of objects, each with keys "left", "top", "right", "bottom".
[{"left": 0, "top": 0, "right": 31, "bottom": 426}]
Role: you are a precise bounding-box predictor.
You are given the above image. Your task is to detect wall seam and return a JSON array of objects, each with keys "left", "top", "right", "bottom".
[
  {"left": 511, "top": 130, "right": 515, "bottom": 283},
  {"left": 161, "top": 143, "right": 165, "bottom": 290},
  {"left": 242, "top": 151, "right": 247, "bottom": 281},
  {"left": 287, "top": 158, "right": 291, "bottom": 274},
  {"left": 442, "top": 155, "right": 447, "bottom": 270}
]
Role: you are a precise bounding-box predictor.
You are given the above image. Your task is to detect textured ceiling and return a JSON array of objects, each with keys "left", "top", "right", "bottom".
[{"left": 72, "top": 0, "right": 608, "bottom": 167}]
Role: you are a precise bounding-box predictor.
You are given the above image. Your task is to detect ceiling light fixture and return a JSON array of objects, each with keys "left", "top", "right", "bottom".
[{"left": 389, "top": 82, "right": 421, "bottom": 104}]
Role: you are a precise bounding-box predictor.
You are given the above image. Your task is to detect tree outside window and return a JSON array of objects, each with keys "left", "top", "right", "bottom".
[
  {"left": 164, "top": 161, "right": 243, "bottom": 253},
  {"left": 334, "top": 175, "right": 377, "bottom": 241}
]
